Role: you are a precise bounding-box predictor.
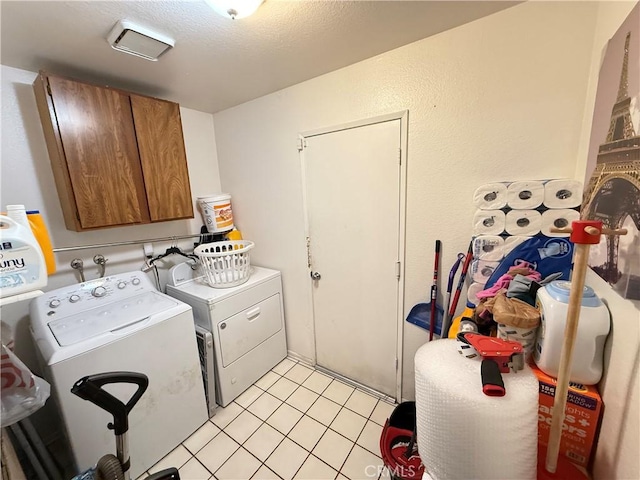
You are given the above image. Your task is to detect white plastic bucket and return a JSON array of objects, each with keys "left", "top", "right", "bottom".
[{"left": 197, "top": 194, "right": 234, "bottom": 233}]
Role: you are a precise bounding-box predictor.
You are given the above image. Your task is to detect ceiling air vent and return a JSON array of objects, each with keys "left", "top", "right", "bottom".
[{"left": 107, "top": 20, "right": 174, "bottom": 61}]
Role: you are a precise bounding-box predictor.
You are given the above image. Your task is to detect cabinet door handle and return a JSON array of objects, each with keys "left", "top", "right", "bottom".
[{"left": 246, "top": 307, "right": 261, "bottom": 321}]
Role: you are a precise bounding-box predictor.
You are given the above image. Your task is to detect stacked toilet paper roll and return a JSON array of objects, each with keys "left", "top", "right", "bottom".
[
  {"left": 543, "top": 179, "right": 582, "bottom": 209},
  {"left": 468, "top": 179, "right": 583, "bottom": 303},
  {"left": 473, "top": 183, "right": 508, "bottom": 210},
  {"left": 471, "top": 259, "right": 500, "bottom": 284},
  {"left": 415, "top": 340, "right": 538, "bottom": 479},
  {"left": 472, "top": 235, "right": 505, "bottom": 261},
  {"left": 473, "top": 210, "right": 506, "bottom": 236},
  {"left": 541, "top": 209, "right": 581, "bottom": 237},
  {"left": 507, "top": 181, "right": 545, "bottom": 210},
  {"left": 505, "top": 210, "right": 543, "bottom": 236}
]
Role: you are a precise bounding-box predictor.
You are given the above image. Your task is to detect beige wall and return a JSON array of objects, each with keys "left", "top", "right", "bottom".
[{"left": 213, "top": 0, "right": 598, "bottom": 393}]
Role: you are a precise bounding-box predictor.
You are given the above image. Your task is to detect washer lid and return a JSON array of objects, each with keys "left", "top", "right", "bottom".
[{"left": 48, "top": 291, "right": 179, "bottom": 346}]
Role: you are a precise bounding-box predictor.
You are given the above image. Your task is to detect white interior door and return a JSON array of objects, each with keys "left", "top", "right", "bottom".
[{"left": 302, "top": 118, "right": 402, "bottom": 397}]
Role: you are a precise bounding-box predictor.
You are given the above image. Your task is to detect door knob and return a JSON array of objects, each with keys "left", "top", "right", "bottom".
[{"left": 310, "top": 271, "right": 321, "bottom": 280}]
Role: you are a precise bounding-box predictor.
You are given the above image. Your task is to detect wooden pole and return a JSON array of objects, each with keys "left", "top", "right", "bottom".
[
  {"left": 544, "top": 222, "right": 626, "bottom": 473},
  {"left": 544, "top": 242, "right": 590, "bottom": 473}
]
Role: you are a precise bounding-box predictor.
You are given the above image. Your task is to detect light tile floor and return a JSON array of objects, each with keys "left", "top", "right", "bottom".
[{"left": 143, "top": 357, "right": 396, "bottom": 480}]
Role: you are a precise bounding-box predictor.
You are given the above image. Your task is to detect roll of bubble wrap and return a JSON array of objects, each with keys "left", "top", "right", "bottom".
[{"left": 414, "top": 339, "right": 538, "bottom": 480}]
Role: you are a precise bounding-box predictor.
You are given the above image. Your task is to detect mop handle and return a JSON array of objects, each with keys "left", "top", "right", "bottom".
[{"left": 545, "top": 222, "right": 626, "bottom": 473}]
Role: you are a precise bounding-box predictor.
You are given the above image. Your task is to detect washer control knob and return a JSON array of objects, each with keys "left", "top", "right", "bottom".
[
  {"left": 117, "top": 282, "right": 127, "bottom": 290},
  {"left": 92, "top": 286, "right": 107, "bottom": 298},
  {"left": 69, "top": 294, "right": 81, "bottom": 303},
  {"left": 131, "top": 278, "right": 141, "bottom": 286},
  {"left": 48, "top": 299, "right": 61, "bottom": 308}
]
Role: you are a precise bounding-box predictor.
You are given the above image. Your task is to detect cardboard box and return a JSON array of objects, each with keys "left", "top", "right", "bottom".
[{"left": 531, "top": 362, "right": 603, "bottom": 468}]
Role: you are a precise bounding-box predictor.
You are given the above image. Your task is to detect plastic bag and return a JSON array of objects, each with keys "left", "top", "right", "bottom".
[
  {"left": 1, "top": 343, "right": 50, "bottom": 427},
  {"left": 491, "top": 292, "right": 540, "bottom": 329}
]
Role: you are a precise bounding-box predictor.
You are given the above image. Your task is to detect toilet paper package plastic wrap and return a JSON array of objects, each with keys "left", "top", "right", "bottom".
[
  {"left": 472, "top": 210, "right": 506, "bottom": 236},
  {"left": 472, "top": 235, "right": 504, "bottom": 261},
  {"left": 414, "top": 340, "right": 538, "bottom": 479},
  {"left": 504, "top": 235, "right": 533, "bottom": 252},
  {"left": 541, "top": 209, "right": 580, "bottom": 237},
  {"left": 507, "top": 181, "right": 545, "bottom": 209},
  {"left": 467, "top": 282, "right": 484, "bottom": 305},
  {"left": 470, "top": 259, "right": 500, "bottom": 284},
  {"left": 484, "top": 236, "right": 574, "bottom": 289},
  {"left": 543, "top": 179, "right": 582, "bottom": 209}
]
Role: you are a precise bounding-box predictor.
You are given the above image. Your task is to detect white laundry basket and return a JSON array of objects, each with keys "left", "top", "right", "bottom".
[{"left": 194, "top": 240, "right": 254, "bottom": 288}]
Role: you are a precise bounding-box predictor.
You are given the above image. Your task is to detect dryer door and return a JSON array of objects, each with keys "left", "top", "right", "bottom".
[{"left": 217, "top": 293, "right": 282, "bottom": 367}]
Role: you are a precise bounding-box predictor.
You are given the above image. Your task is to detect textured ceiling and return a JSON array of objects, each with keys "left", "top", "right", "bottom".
[{"left": 1, "top": 1, "right": 519, "bottom": 113}]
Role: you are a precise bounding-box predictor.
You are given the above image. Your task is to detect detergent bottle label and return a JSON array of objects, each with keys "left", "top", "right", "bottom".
[{"left": 0, "top": 214, "right": 47, "bottom": 297}]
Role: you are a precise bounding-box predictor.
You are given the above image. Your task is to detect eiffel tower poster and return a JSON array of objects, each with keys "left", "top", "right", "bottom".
[{"left": 583, "top": 4, "right": 640, "bottom": 301}]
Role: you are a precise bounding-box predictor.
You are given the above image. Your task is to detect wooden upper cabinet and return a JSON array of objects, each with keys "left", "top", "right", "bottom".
[
  {"left": 130, "top": 95, "right": 193, "bottom": 222},
  {"left": 33, "top": 71, "right": 194, "bottom": 231}
]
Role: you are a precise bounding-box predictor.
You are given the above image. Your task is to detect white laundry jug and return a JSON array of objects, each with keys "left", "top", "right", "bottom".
[
  {"left": 534, "top": 280, "right": 610, "bottom": 385},
  {"left": 0, "top": 211, "right": 47, "bottom": 298}
]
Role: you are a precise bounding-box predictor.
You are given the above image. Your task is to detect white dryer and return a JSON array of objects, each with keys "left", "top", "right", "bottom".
[
  {"left": 166, "top": 263, "right": 287, "bottom": 407},
  {"left": 30, "top": 272, "right": 207, "bottom": 478}
]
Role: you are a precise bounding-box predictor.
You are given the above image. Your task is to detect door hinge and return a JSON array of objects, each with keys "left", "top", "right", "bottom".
[
  {"left": 46, "top": 79, "right": 52, "bottom": 96},
  {"left": 398, "top": 148, "right": 402, "bottom": 165},
  {"left": 395, "top": 358, "right": 399, "bottom": 371},
  {"left": 297, "top": 138, "right": 307, "bottom": 151},
  {"left": 395, "top": 261, "right": 401, "bottom": 279}
]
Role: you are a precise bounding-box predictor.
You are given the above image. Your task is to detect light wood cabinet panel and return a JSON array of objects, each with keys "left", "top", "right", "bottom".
[
  {"left": 47, "top": 75, "right": 149, "bottom": 229},
  {"left": 33, "top": 72, "right": 194, "bottom": 231},
  {"left": 130, "top": 95, "right": 193, "bottom": 222}
]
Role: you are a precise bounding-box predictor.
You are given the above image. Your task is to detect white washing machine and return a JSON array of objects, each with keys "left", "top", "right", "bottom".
[
  {"left": 30, "top": 272, "right": 207, "bottom": 478},
  {"left": 166, "top": 263, "right": 287, "bottom": 407}
]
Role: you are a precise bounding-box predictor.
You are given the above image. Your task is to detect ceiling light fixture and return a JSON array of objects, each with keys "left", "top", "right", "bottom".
[
  {"left": 107, "top": 20, "right": 174, "bottom": 61},
  {"left": 204, "top": 0, "right": 265, "bottom": 20}
]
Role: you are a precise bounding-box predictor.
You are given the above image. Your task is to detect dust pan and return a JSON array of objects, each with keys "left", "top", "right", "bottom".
[{"left": 406, "top": 302, "right": 444, "bottom": 337}]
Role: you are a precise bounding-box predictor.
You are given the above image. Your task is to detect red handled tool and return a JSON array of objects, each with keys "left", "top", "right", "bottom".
[
  {"left": 447, "top": 240, "right": 473, "bottom": 325},
  {"left": 457, "top": 332, "right": 524, "bottom": 397},
  {"left": 441, "top": 252, "right": 465, "bottom": 338}
]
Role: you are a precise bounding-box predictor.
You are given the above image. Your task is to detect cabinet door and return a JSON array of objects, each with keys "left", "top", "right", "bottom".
[
  {"left": 47, "top": 76, "right": 150, "bottom": 229},
  {"left": 130, "top": 95, "right": 194, "bottom": 222}
]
